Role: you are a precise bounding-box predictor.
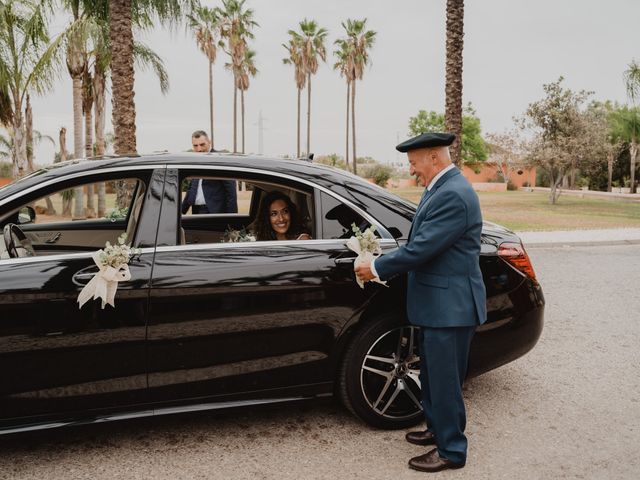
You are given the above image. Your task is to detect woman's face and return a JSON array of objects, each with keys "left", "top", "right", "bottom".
[{"left": 269, "top": 199, "right": 291, "bottom": 238}]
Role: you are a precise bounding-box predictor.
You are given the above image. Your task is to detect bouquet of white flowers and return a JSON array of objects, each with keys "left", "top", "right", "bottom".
[
  {"left": 346, "top": 223, "right": 388, "bottom": 289},
  {"left": 222, "top": 227, "right": 256, "bottom": 243},
  {"left": 77, "top": 233, "right": 139, "bottom": 309}
]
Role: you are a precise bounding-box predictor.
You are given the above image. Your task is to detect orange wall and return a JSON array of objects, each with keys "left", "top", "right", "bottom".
[
  {"left": 0, "top": 177, "right": 12, "bottom": 187},
  {"left": 462, "top": 163, "right": 536, "bottom": 188}
]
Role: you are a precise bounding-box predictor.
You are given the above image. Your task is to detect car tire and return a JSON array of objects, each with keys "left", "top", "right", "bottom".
[{"left": 338, "top": 314, "right": 424, "bottom": 429}]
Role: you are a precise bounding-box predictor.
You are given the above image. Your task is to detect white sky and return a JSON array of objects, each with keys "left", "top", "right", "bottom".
[{"left": 24, "top": 0, "right": 640, "bottom": 166}]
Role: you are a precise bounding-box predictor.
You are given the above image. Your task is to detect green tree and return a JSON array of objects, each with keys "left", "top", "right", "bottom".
[
  {"left": 610, "top": 105, "right": 640, "bottom": 192},
  {"left": 520, "top": 77, "right": 604, "bottom": 204},
  {"left": 408, "top": 104, "right": 488, "bottom": 163},
  {"left": 0, "top": 0, "right": 58, "bottom": 178},
  {"left": 282, "top": 36, "right": 305, "bottom": 158},
  {"left": 339, "top": 19, "right": 375, "bottom": 176},
  {"left": 444, "top": 0, "right": 465, "bottom": 165},
  {"left": 220, "top": 0, "right": 257, "bottom": 153},
  {"left": 623, "top": 60, "right": 640, "bottom": 193},
  {"left": 189, "top": 5, "right": 220, "bottom": 146},
  {"left": 287, "top": 19, "right": 327, "bottom": 157},
  {"left": 333, "top": 37, "right": 353, "bottom": 170}
]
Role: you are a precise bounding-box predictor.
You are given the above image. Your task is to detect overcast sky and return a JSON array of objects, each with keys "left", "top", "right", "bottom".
[{"left": 25, "top": 0, "right": 640, "bottom": 166}]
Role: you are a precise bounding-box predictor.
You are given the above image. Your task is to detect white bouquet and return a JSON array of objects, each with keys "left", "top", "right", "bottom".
[
  {"left": 77, "top": 233, "right": 139, "bottom": 309},
  {"left": 346, "top": 223, "right": 388, "bottom": 289},
  {"left": 222, "top": 227, "right": 256, "bottom": 243}
]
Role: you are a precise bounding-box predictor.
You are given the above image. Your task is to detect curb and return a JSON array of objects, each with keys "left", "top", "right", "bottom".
[{"left": 523, "top": 239, "right": 640, "bottom": 248}]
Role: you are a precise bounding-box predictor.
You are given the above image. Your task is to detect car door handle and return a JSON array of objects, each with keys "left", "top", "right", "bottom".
[
  {"left": 334, "top": 257, "right": 356, "bottom": 265},
  {"left": 45, "top": 232, "right": 62, "bottom": 244},
  {"left": 72, "top": 267, "right": 100, "bottom": 286}
]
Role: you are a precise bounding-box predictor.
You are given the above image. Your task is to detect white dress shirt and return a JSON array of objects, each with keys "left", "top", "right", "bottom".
[
  {"left": 195, "top": 179, "right": 206, "bottom": 205},
  {"left": 370, "top": 163, "right": 457, "bottom": 280}
]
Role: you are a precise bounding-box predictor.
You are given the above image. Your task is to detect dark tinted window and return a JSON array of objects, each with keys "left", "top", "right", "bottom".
[{"left": 320, "top": 192, "right": 369, "bottom": 239}]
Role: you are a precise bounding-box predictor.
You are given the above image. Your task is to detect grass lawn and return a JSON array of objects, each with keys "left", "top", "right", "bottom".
[{"left": 390, "top": 188, "right": 640, "bottom": 231}]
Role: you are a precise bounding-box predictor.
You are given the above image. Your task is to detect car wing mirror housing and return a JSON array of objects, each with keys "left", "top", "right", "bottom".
[{"left": 17, "top": 206, "right": 36, "bottom": 225}]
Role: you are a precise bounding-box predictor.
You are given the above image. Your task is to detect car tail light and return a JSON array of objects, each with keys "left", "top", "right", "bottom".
[{"left": 498, "top": 242, "right": 537, "bottom": 281}]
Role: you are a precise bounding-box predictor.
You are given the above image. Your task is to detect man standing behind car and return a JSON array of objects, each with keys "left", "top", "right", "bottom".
[
  {"left": 181, "top": 130, "right": 238, "bottom": 214},
  {"left": 355, "top": 132, "right": 486, "bottom": 473}
]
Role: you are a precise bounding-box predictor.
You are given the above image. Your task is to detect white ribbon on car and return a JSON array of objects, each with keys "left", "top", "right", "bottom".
[
  {"left": 346, "top": 236, "right": 388, "bottom": 289},
  {"left": 77, "top": 250, "right": 131, "bottom": 309}
]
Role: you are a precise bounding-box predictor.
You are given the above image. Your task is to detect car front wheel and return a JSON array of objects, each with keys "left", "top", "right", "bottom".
[{"left": 338, "top": 315, "right": 424, "bottom": 429}]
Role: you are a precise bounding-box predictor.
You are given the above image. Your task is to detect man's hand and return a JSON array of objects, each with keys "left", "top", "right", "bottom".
[{"left": 355, "top": 259, "right": 376, "bottom": 283}]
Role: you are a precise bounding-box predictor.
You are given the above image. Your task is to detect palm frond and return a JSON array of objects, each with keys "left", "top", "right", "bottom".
[{"left": 133, "top": 41, "right": 170, "bottom": 94}]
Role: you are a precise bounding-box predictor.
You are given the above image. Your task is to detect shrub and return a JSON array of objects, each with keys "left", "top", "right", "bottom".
[
  {"left": 507, "top": 180, "right": 517, "bottom": 191},
  {"left": 368, "top": 164, "right": 393, "bottom": 187},
  {"left": 0, "top": 161, "right": 12, "bottom": 178}
]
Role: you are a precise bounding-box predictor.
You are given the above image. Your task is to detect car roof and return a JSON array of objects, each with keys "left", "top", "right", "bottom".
[{"left": 0, "top": 152, "right": 406, "bottom": 208}]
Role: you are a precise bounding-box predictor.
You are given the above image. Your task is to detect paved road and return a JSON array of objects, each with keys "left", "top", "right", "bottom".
[{"left": 1, "top": 245, "right": 639, "bottom": 480}]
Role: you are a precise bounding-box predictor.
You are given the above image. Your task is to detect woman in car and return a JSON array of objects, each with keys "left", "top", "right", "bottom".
[{"left": 250, "top": 191, "right": 311, "bottom": 241}]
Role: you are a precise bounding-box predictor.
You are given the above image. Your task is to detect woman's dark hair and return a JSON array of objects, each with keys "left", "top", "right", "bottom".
[{"left": 250, "top": 190, "right": 306, "bottom": 241}]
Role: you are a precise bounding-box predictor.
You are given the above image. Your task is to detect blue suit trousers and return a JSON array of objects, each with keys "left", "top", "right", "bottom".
[{"left": 419, "top": 325, "right": 476, "bottom": 464}]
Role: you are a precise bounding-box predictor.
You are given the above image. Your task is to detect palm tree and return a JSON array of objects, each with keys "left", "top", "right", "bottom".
[
  {"left": 219, "top": 0, "right": 257, "bottom": 153},
  {"left": 444, "top": 0, "right": 465, "bottom": 166},
  {"left": 340, "top": 19, "right": 376, "bottom": 175},
  {"left": 612, "top": 106, "right": 640, "bottom": 194},
  {"left": 189, "top": 5, "right": 220, "bottom": 147},
  {"left": 282, "top": 37, "right": 305, "bottom": 157},
  {"left": 0, "top": 0, "right": 57, "bottom": 178},
  {"left": 333, "top": 38, "right": 353, "bottom": 170},
  {"left": 237, "top": 49, "right": 257, "bottom": 154},
  {"left": 288, "top": 19, "right": 327, "bottom": 156},
  {"left": 623, "top": 60, "right": 640, "bottom": 193}
]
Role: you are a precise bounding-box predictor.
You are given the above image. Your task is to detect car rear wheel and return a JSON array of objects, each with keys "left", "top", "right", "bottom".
[{"left": 339, "top": 315, "right": 424, "bottom": 429}]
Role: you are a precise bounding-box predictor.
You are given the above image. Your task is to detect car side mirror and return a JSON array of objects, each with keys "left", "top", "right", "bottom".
[{"left": 17, "top": 206, "right": 36, "bottom": 225}]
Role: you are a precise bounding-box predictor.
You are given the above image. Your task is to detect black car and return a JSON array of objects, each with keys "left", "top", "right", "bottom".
[{"left": 0, "top": 153, "right": 544, "bottom": 434}]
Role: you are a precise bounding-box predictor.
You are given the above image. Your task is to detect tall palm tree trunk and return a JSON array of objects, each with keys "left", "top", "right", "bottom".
[
  {"left": 306, "top": 72, "right": 311, "bottom": 156},
  {"left": 444, "top": 0, "right": 465, "bottom": 166},
  {"left": 209, "top": 59, "right": 215, "bottom": 147},
  {"left": 607, "top": 151, "right": 613, "bottom": 192},
  {"left": 351, "top": 79, "right": 357, "bottom": 175},
  {"left": 110, "top": 0, "right": 137, "bottom": 208},
  {"left": 25, "top": 94, "right": 34, "bottom": 172},
  {"left": 631, "top": 140, "right": 638, "bottom": 194},
  {"left": 10, "top": 92, "right": 26, "bottom": 178},
  {"left": 296, "top": 87, "right": 301, "bottom": 158},
  {"left": 345, "top": 81, "right": 350, "bottom": 171},
  {"left": 84, "top": 87, "right": 95, "bottom": 217},
  {"left": 59, "top": 127, "right": 73, "bottom": 216},
  {"left": 233, "top": 84, "right": 237, "bottom": 152},
  {"left": 241, "top": 89, "right": 245, "bottom": 153},
  {"left": 72, "top": 75, "right": 84, "bottom": 218},
  {"left": 94, "top": 63, "right": 107, "bottom": 216}
]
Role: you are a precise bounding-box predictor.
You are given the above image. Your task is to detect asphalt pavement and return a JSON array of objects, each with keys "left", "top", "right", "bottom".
[
  {"left": 0, "top": 242, "right": 639, "bottom": 479},
  {"left": 516, "top": 228, "right": 640, "bottom": 248}
]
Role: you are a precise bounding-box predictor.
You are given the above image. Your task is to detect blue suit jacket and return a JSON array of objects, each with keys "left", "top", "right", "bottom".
[
  {"left": 375, "top": 168, "right": 487, "bottom": 328},
  {"left": 181, "top": 179, "right": 238, "bottom": 214}
]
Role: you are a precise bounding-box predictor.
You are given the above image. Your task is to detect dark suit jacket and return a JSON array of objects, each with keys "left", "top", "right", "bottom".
[
  {"left": 375, "top": 167, "right": 487, "bottom": 328},
  {"left": 181, "top": 178, "right": 238, "bottom": 214}
]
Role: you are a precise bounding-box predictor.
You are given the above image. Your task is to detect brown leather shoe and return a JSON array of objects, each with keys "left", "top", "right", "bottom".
[
  {"left": 408, "top": 448, "right": 465, "bottom": 472},
  {"left": 405, "top": 429, "right": 436, "bottom": 446}
]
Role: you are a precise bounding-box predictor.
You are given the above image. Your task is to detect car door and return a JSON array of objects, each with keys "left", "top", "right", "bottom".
[
  {"left": 146, "top": 167, "right": 396, "bottom": 405},
  {"left": 0, "top": 167, "right": 164, "bottom": 426}
]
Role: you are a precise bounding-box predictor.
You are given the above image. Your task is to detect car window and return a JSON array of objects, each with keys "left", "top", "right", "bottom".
[
  {"left": 0, "top": 177, "right": 146, "bottom": 260},
  {"left": 320, "top": 192, "right": 371, "bottom": 240},
  {"left": 178, "top": 173, "right": 314, "bottom": 245},
  {"left": 27, "top": 178, "right": 141, "bottom": 224}
]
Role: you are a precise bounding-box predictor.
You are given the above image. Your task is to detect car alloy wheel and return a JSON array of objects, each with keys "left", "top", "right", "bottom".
[
  {"left": 360, "top": 326, "right": 422, "bottom": 420},
  {"left": 338, "top": 314, "right": 424, "bottom": 429}
]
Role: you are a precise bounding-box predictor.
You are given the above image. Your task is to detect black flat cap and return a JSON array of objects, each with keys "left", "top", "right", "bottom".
[{"left": 396, "top": 132, "right": 456, "bottom": 152}]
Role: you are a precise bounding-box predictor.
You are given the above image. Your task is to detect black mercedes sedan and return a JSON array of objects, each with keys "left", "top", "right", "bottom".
[{"left": 0, "top": 153, "right": 544, "bottom": 434}]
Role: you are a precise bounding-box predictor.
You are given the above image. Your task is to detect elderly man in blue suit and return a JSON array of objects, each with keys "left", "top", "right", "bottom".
[
  {"left": 356, "top": 132, "right": 486, "bottom": 473},
  {"left": 181, "top": 130, "right": 238, "bottom": 214}
]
